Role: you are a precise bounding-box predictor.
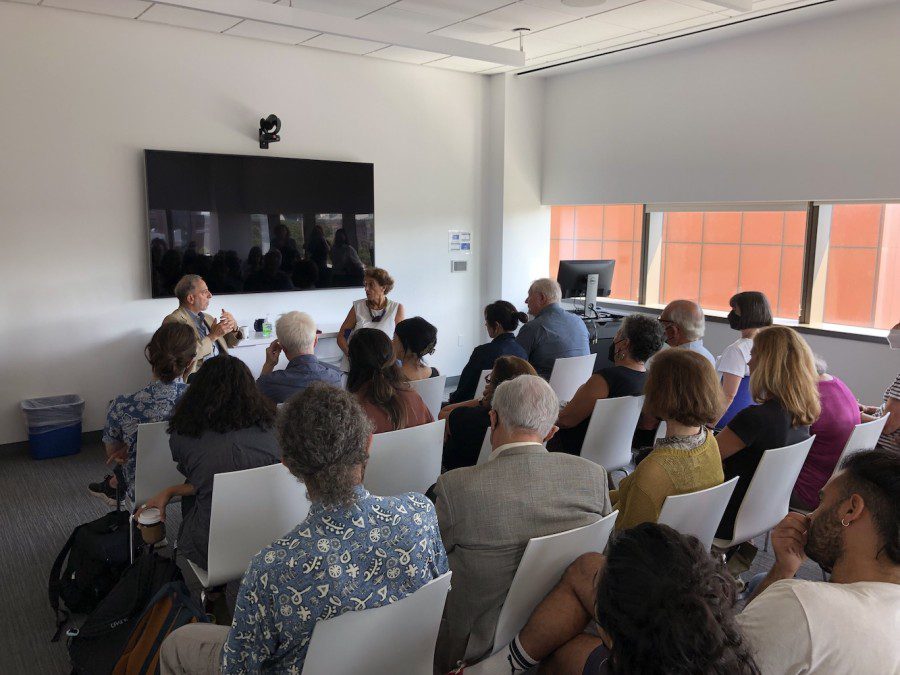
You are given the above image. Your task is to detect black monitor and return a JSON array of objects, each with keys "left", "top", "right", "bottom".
[{"left": 557, "top": 259, "right": 615, "bottom": 300}]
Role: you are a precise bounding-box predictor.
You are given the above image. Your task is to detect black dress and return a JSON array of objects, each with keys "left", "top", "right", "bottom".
[{"left": 442, "top": 405, "right": 491, "bottom": 471}]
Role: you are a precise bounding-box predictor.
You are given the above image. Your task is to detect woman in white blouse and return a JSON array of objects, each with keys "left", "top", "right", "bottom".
[
  {"left": 715, "top": 291, "right": 772, "bottom": 429},
  {"left": 337, "top": 267, "right": 405, "bottom": 361}
]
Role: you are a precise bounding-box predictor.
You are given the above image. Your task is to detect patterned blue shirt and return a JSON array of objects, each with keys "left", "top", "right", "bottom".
[
  {"left": 222, "top": 487, "right": 449, "bottom": 674},
  {"left": 101, "top": 380, "right": 187, "bottom": 498}
]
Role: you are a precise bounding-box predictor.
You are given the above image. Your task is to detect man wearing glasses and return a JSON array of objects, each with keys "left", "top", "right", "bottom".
[{"left": 656, "top": 299, "right": 715, "bottom": 367}]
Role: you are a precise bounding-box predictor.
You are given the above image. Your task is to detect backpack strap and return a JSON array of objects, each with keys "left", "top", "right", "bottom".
[{"left": 49, "top": 527, "right": 79, "bottom": 642}]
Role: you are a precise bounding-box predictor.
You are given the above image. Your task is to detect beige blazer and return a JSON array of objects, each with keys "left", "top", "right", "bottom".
[
  {"left": 162, "top": 306, "right": 241, "bottom": 375},
  {"left": 433, "top": 443, "right": 612, "bottom": 671}
]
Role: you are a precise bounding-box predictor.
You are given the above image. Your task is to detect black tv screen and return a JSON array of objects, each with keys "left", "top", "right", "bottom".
[{"left": 145, "top": 150, "right": 374, "bottom": 298}]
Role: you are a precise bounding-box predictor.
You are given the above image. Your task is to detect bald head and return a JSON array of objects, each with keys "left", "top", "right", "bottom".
[{"left": 660, "top": 300, "right": 705, "bottom": 346}]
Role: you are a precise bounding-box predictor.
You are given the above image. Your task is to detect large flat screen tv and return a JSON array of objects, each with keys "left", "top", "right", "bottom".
[{"left": 145, "top": 150, "right": 374, "bottom": 298}]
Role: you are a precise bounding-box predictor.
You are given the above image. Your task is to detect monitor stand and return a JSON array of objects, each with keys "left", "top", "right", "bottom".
[{"left": 584, "top": 273, "right": 599, "bottom": 315}]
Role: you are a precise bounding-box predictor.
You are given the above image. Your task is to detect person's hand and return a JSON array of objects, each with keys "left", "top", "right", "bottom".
[
  {"left": 135, "top": 490, "right": 172, "bottom": 523},
  {"left": 265, "top": 340, "right": 282, "bottom": 367},
  {"left": 106, "top": 448, "right": 127, "bottom": 466},
  {"left": 770, "top": 512, "right": 809, "bottom": 578},
  {"left": 209, "top": 318, "right": 229, "bottom": 340},
  {"left": 859, "top": 403, "right": 879, "bottom": 415},
  {"left": 220, "top": 310, "right": 238, "bottom": 333}
]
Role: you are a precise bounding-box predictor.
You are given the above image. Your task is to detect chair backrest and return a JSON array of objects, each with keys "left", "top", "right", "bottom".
[
  {"left": 490, "top": 511, "right": 618, "bottom": 656},
  {"left": 832, "top": 413, "right": 890, "bottom": 476},
  {"left": 658, "top": 477, "right": 739, "bottom": 551},
  {"left": 476, "top": 428, "right": 493, "bottom": 465},
  {"left": 303, "top": 571, "right": 452, "bottom": 675},
  {"left": 365, "top": 419, "right": 445, "bottom": 496},
  {"left": 133, "top": 421, "right": 181, "bottom": 507},
  {"left": 473, "top": 369, "right": 491, "bottom": 400},
  {"left": 654, "top": 420, "right": 667, "bottom": 443},
  {"left": 579, "top": 396, "right": 645, "bottom": 472},
  {"left": 548, "top": 354, "right": 598, "bottom": 403},
  {"left": 727, "top": 436, "right": 815, "bottom": 546},
  {"left": 409, "top": 375, "right": 448, "bottom": 419},
  {"left": 199, "top": 463, "right": 311, "bottom": 587}
]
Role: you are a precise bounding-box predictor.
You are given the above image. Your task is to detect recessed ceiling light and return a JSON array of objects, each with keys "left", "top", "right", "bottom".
[{"left": 562, "top": 0, "right": 608, "bottom": 6}]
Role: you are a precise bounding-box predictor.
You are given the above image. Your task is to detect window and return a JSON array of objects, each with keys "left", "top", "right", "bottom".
[{"left": 550, "top": 204, "right": 643, "bottom": 301}]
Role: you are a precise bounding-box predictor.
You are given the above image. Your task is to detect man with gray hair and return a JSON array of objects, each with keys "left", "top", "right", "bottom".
[
  {"left": 256, "top": 311, "right": 341, "bottom": 403},
  {"left": 516, "top": 278, "right": 590, "bottom": 378},
  {"left": 162, "top": 274, "right": 241, "bottom": 375},
  {"left": 656, "top": 299, "right": 715, "bottom": 366},
  {"left": 433, "top": 375, "right": 611, "bottom": 671}
]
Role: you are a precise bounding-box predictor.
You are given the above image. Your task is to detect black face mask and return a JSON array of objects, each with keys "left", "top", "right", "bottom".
[{"left": 727, "top": 310, "right": 742, "bottom": 330}]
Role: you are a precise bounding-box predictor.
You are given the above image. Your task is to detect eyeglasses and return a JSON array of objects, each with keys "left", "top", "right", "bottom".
[{"left": 658, "top": 318, "right": 675, "bottom": 325}]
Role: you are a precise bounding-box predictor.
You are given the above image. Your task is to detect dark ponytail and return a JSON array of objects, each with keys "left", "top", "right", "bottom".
[
  {"left": 146, "top": 323, "right": 196, "bottom": 383},
  {"left": 485, "top": 300, "right": 528, "bottom": 332},
  {"left": 346, "top": 328, "right": 409, "bottom": 430}
]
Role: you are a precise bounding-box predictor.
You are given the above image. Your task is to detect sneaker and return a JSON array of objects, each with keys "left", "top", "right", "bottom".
[{"left": 88, "top": 474, "right": 122, "bottom": 507}]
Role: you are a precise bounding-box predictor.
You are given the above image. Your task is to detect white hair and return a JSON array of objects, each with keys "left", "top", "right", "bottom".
[
  {"left": 530, "top": 278, "right": 562, "bottom": 304},
  {"left": 666, "top": 300, "right": 706, "bottom": 341},
  {"left": 813, "top": 354, "right": 828, "bottom": 376},
  {"left": 276, "top": 311, "right": 317, "bottom": 354},
  {"left": 491, "top": 375, "right": 559, "bottom": 438}
]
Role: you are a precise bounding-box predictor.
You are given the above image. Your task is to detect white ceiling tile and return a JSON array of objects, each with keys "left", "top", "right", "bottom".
[
  {"left": 645, "top": 12, "right": 726, "bottom": 34},
  {"left": 523, "top": 0, "right": 643, "bottom": 19},
  {"left": 433, "top": 3, "right": 575, "bottom": 45},
  {"left": 368, "top": 45, "right": 448, "bottom": 64},
  {"left": 264, "top": 0, "right": 395, "bottom": 19},
  {"left": 301, "top": 33, "right": 387, "bottom": 54},
  {"left": 39, "top": 0, "right": 151, "bottom": 18},
  {"left": 477, "top": 63, "right": 517, "bottom": 74},
  {"left": 427, "top": 55, "right": 496, "bottom": 72},
  {"left": 592, "top": 29, "right": 656, "bottom": 47},
  {"left": 493, "top": 34, "right": 578, "bottom": 58},
  {"left": 593, "top": 0, "right": 710, "bottom": 30},
  {"left": 390, "top": 0, "right": 513, "bottom": 26},
  {"left": 362, "top": 5, "right": 454, "bottom": 33},
  {"left": 138, "top": 5, "right": 240, "bottom": 32},
  {"left": 225, "top": 19, "right": 319, "bottom": 44},
  {"left": 533, "top": 15, "right": 635, "bottom": 45},
  {"left": 669, "top": 0, "right": 740, "bottom": 11}
]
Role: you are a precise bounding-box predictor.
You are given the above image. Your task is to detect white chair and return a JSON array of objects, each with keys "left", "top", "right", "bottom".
[
  {"left": 188, "top": 463, "right": 311, "bottom": 588},
  {"left": 473, "top": 369, "right": 492, "bottom": 400},
  {"left": 365, "top": 419, "right": 445, "bottom": 496},
  {"left": 548, "top": 354, "right": 597, "bottom": 403},
  {"left": 832, "top": 413, "right": 890, "bottom": 475},
  {"left": 713, "top": 436, "right": 815, "bottom": 550},
  {"left": 654, "top": 420, "right": 667, "bottom": 443},
  {"left": 579, "top": 396, "right": 645, "bottom": 472},
  {"left": 133, "top": 421, "right": 182, "bottom": 508},
  {"left": 303, "top": 571, "right": 452, "bottom": 675},
  {"left": 658, "top": 477, "right": 739, "bottom": 551},
  {"left": 480, "top": 511, "right": 618, "bottom": 662},
  {"left": 476, "top": 428, "right": 493, "bottom": 465},
  {"left": 409, "top": 375, "right": 448, "bottom": 419}
]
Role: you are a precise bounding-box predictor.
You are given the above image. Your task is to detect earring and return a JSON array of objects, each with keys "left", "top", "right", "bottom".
[{"left": 841, "top": 518, "right": 851, "bottom": 527}]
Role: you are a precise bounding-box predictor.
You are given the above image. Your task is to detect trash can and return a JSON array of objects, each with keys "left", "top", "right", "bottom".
[{"left": 21, "top": 395, "right": 85, "bottom": 460}]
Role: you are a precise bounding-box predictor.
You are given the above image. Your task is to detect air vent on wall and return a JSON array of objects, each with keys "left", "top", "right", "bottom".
[{"left": 451, "top": 260, "right": 468, "bottom": 273}]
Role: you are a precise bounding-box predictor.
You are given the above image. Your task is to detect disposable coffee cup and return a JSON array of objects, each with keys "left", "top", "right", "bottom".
[
  {"left": 238, "top": 325, "right": 250, "bottom": 338},
  {"left": 137, "top": 507, "right": 165, "bottom": 545}
]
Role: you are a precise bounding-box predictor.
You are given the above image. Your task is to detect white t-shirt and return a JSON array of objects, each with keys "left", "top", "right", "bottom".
[
  {"left": 716, "top": 337, "right": 753, "bottom": 378},
  {"left": 737, "top": 578, "right": 900, "bottom": 675}
]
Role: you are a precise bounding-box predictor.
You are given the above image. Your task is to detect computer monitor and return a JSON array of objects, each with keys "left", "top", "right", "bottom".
[{"left": 557, "top": 259, "right": 615, "bottom": 314}]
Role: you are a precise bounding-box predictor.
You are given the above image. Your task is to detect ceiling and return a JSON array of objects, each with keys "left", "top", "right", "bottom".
[{"left": 7, "top": 0, "right": 840, "bottom": 73}]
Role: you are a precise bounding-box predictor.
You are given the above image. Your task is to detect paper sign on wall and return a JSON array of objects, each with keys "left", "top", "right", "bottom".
[{"left": 449, "top": 230, "right": 472, "bottom": 253}]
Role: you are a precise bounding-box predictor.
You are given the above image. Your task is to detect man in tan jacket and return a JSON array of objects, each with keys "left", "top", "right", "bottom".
[{"left": 162, "top": 274, "right": 242, "bottom": 375}]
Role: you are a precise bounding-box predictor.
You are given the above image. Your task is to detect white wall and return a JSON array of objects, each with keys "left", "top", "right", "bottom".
[
  {"left": 0, "top": 3, "right": 489, "bottom": 444},
  {"left": 542, "top": 1, "right": 900, "bottom": 204}
]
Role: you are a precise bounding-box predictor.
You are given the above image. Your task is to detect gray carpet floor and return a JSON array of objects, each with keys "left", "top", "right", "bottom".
[{"left": 0, "top": 438, "right": 822, "bottom": 674}]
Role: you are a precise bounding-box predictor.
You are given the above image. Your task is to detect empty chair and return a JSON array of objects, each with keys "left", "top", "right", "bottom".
[
  {"left": 133, "top": 421, "right": 181, "bottom": 508},
  {"left": 409, "top": 375, "right": 448, "bottom": 419},
  {"left": 473, "top": 369, "right": 492, "bottom": 400},
  {"left": 548, "top": 354, "right": 598, "bottom": 403},
  {"left": 303, "top": 571, "right": 452, "bottom": 675},
  {"left": 713, "top": 436, "right": 815, "bottom": 550},
  {"left": 579, "top": 396, "right": 646, "bottom": 472},
  {"left": 476, "top": 428, "right": 493, "bottom": 466},
  {"left": 833, "top": 413, "right": 890, "bottom": 474},
  {"left": 365, "top": 419, "right": 445, "bottom": 496},
  {"left": 188, "top": 463, "right": 311, "bottom": 588},
  {"left": 657, "top": 477, "right": 739, "bottom": 550}
]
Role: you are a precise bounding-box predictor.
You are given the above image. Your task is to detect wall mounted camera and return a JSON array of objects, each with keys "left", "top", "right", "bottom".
[{"left": 259, "top": 114, "right": 281, "bottom": 149}]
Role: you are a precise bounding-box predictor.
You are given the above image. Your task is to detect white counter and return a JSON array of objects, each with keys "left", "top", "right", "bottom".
[{"left": 231, "top": 326, "right": 345, "bottom": 377}]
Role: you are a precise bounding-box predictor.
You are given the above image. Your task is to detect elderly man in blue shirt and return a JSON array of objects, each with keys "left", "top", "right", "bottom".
[
  {"left": 159, "top": 383, "right": 448, "bottom": 674},
  {"left": 654, "top": 299, "right": 716, "bottom": 367},
  {"left": 256, "top": 311, "right": 341, "bottom": 403},
  {"left": 516, "top": 278, "right": 590, "bottom": 379}
]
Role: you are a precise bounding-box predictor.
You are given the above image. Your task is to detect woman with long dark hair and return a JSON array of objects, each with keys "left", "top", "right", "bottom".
[{"left": 347, "top": 328, "right": 432, "bottom": 433}]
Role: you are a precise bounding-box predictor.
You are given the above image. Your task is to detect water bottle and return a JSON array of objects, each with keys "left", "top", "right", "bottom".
[{"left": 262, "top": 314, "right": 273, "bottom": 337}]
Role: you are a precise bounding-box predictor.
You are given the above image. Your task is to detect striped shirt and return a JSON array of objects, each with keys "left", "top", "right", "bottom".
[{"left": 877, "top": 373, "right": 900, "bottom": 452}]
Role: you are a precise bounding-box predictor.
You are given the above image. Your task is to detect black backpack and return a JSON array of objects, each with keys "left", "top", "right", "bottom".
[
  {"left": 68, "top": 551, "right": 183, "bottom": 675},
  {"left": 49, "top": 509, "right": 138, "bottom": 640}
]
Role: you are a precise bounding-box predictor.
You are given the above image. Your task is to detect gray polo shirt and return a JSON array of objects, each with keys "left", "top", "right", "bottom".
[
  {"left": 256, "top": 354, "right": 342, "bottom": 403},
  {"left": 515, "top": 303, "right": 590, "bottom": 378}
]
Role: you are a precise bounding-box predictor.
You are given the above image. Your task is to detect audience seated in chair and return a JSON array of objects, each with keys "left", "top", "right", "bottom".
[
  {"left": 859, "top": 319, "right": 900, "bottom": 453},
  {"left": 159, "top": 383, "right": 448, "bottom": 674},
  {"left": 737, "top": 449, "right": 900, "bottom": 674},
  {"left": 88, "top": 323, "right": 195, "bottom": 505},
  {"left": 433, "top": 375, "right": 612, "bottom": 672},
  {"left": 394, "top": 316, "right": 440, "bottom": 381},
  {"left": 347, "top": 328, "right": 433, "bottom": 433},
  {"left": 516, "top": 278, "right": 589, "bottom": 379},
  {"left": 716, "top": 326, "right": 818, "bottom": 540},
  {"left": 137, "top": 354, "right": 280, "bottom": 572},
  {"left": 610, "top": 349, "right": 725, "bottom": 531},
  {"left": 652, "top": 299, "right": 716, "bottom": 367},
  {"left": 507, "top": 523, "right": 758, "bottom": 674},
  {"left": 448, "top": 300, "right": 528, "bottom": 404},
  {"left": 552, "top": 314, "right": 664, "bottom": 454},
  {"left": 439, "top": 356, "right": 536, "bottom": 472},
  {"left": 255, "top": 311, "right": 341, "bottom": 404}
]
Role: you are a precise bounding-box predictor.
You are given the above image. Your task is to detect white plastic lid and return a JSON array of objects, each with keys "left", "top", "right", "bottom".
[{"left": 137, "top": 507, "right": 162, "bottom": 525}]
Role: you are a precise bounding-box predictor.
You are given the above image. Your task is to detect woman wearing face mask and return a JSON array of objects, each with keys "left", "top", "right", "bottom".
[
  {"left": 860, "top": 321, "right": 900, "bottom": 453},
  {"left": 715, "top": 291, "right": 773, "bottom": 430},
  {"left": 552, "top": 314, "right": 664, "bottom": 455}
]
